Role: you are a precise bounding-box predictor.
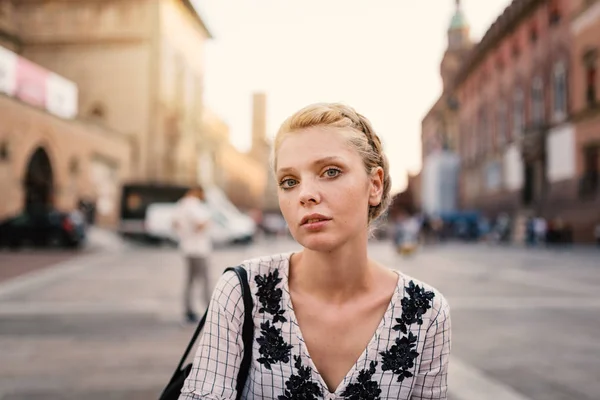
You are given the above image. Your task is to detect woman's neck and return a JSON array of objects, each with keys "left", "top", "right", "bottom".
[{"left": 289, "top": 237, "right": 378, "bottom": 304}]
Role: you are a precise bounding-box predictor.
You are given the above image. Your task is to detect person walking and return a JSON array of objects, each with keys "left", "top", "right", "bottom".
[{"left": 172, "top": 186, "right": 213, "bottom": 323}]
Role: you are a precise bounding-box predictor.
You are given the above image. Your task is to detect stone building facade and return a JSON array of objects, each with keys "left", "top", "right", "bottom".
[
  {"left": 0, "top": 94, "right": 130, "bottom": 227},
  {"left": 8, "top": 0, "right": 212, "bottom": 185},
  {"left": 0, "top": 0, "right": 18, "bottom": 52}
]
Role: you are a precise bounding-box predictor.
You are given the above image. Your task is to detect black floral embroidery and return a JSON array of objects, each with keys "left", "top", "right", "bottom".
[
  {"left": 278, "top": 356, "right": 323, "bottom": 400},
  {"left": 257, "top": 321, "right": 294, "bottom": 370},
  {"left": 393, "top": 281, "right": 435, "bottom": 334},
  {"left": 254, "top": 268, "right": 321, "bottom": 394},
  {"left": 255, "top": 269, "right": 287, "bottom": 323},
  {"left": 380, "top": 332, "right": 419, "bottom": 382},
  {"left": 341, "top": 361, "right": 382, "bottom": 400}
]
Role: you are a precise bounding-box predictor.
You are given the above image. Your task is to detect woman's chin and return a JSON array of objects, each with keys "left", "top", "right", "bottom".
[{"left": 294, "top": 232, "right": 342, "bottom": 252}]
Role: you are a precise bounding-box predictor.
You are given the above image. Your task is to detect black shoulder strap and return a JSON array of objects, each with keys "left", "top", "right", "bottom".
[
  {"left": 228, "top": 266, "right": 254, "bottom": 399},
  {"left": 171, "top": 265, "right": 254, "bottom": 400}
]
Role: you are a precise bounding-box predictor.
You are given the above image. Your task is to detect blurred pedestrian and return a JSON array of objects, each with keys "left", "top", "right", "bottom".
[
  {"left": 533, "top": 216, "right": 547, "bottom": 246},
  {"left": 172, "top": 186, "right": 212, "bottom": 324},
  {"left": 179, "top": 103, "right": 451, "bottom": 399}
]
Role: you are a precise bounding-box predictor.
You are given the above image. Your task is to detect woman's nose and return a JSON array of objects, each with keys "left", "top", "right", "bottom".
[{"left": 298, "top": 181, "right": 320, "bottom": 206}]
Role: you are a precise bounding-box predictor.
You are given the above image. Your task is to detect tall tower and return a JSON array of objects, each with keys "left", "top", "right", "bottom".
[
  {"left": 440, "top": 0, "right": 472, "bottom": 91},
  {"left": 250, "top": 92, "right": 269, "bottom": 162}
]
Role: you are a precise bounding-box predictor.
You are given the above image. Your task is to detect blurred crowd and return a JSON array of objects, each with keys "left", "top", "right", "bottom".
[{"left": 383, "top": 211, "right": 600, "bottom": 255}]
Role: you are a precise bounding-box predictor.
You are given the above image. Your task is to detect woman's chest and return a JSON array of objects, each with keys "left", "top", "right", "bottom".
[
  {"left": 293, "top": 301, "right": 388, "bottom": 390},
  {"left": 247, "top": 268, "right": 437, "bottom": 399}
]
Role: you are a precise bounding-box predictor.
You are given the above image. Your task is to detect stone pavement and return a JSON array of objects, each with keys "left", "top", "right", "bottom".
[
  {"left": 0, "top": 226, "right": 126, "bottom": 283},
  {"left": 0, "top": 250, "right": 85, "bottom": 283},
  {"left": 0, "top": 239, "right": 301, "bottom": 400},
  {"left": 401, "top": 243, "right": 600, "bottom": 400},
  {"left": 0, "top": 238, "right": 598, "bottom": 399}
]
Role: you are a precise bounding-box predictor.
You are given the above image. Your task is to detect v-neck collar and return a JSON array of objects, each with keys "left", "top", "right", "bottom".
[{"left": 280, "top": 252, "right": 402, "bottom": 396}]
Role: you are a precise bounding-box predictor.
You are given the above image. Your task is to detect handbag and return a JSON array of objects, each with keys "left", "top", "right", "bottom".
[{"left": 159, "top": 266, "right": 254, "bottom": 400}]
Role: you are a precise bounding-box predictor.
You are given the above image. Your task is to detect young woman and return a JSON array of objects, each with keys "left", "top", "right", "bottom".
[{"left": 179, "top": 103, "right": 451, "bottom": 399}]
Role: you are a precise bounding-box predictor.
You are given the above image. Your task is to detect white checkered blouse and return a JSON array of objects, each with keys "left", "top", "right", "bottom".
[{"left": 179, "top": 253, "right": 451, "bottom": 400}]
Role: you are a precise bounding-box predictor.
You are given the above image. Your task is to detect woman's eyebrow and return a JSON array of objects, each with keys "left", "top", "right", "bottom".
[{"left": 277, "top": 156, "right": 344, "bottom": 176}]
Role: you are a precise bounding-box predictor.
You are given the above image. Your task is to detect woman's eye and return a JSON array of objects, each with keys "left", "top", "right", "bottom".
[
  {"left": 280, "top": 178, "right": 298, "bottom": 189},
  {"left": 324, "top": 168, "right": 341, "bottom": 178}
]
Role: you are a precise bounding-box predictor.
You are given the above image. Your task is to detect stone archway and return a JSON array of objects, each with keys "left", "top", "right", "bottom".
[{"left": 24, "top": 147, "right": 54, "bottom": 213}]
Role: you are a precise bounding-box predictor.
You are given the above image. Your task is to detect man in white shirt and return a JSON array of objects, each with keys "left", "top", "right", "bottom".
[{"left": 172, "top": 186, "right": 212, "bottom": 323}]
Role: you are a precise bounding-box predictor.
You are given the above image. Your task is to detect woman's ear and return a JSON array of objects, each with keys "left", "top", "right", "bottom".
[{"left": 369, "top": 167, "right": 384, "bottom": 206}]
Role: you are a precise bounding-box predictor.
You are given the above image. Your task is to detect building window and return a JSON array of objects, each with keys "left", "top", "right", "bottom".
[
  {"left": 549, "top": 6, "right": 561, "bottom": 26},
  {"left": 473, "top": 124, "right": 479, "bottom": 160},
  {"left": 513, "top": 88, "right": 524, "bottom": 137},
  {"left": 194, "top": 75, "right": 203, "bottom": 112},
  {"left": 0, "top": 141, "right": 9, "bottom": 161},
  {"left": 531, "top": 76, "right": 544, "bottom": 127},
  {"left": 460, "top": 123, "right": 467, "bottom": 159},
  {"left": 464, "top": 127, "right": 468, "bottom": 160},
  {"left": 496, "top": 55, "right": 504, "bottom": 72},
  {"left": 584, "top": 51, "right": 597, "bottom": 107},
  {"left": 497, "top": 102, "right": 508, "bottom": 146},
  {"left": 479, "top": 108, "right": 490, "bottom": 154},
  {"left": 512, "top": 43, "right": 520, "bottom": 59},
  {"left": 579, "top": 145, "right": 599, "bottom": 198},
  {"left": 69, "top": 158, "right": 79, "bottom": 176},
  {"left": 468, "top": 125, "right": 475, "bottom": 161},
  {"left": 485, "top": 161, "right": 502, "bottom": 192},
  {"left": 553, "top": 62, "right": 567, "bottom": 121},
  {"left": 449, "top": 31, "right": 462, "bottom": 49},
  {"left": 89, "top": 103, "right": 106, "bottom": 119},
  {"left": 530, "top": 27, "right": 538, "bottom": 43},
  {"left": 174, "top": 54, "right": 185, "bottom": 109}
]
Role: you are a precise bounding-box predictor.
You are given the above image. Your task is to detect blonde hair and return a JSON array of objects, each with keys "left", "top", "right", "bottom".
[{"left": 272, "top": 102, "right": 392, "bottom": 223}]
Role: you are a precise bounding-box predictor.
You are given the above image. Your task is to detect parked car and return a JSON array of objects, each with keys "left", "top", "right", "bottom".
[{"left": 0, "top": 209, "right": 86, "bottom": 249}]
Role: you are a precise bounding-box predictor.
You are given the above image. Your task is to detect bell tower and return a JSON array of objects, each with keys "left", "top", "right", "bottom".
[{"left": 440, "top": 0, "right": 472, "bottom": 90}]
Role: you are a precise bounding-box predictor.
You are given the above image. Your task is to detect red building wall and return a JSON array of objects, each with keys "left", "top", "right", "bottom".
[{"left": 455, "top": 0, "right": 577, "bottom": 219}]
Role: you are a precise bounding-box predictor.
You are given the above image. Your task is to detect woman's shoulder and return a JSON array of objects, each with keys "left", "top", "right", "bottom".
[
  {"left": 394, "top": 271, "right": 451, "bottom": 323},
  {"left": 211, "top": 253, "right": 291, "bottom": 316},
  {"left": 238, "top": 252, "right": 293, "bottom": 279},
  {"left": 215, "top": 253, "right": 292, "bottom": 292}
]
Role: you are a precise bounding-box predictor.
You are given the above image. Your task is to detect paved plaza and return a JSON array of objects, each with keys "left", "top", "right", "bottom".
[{"left": 0, "top": 237, "right": 598, "bottom": 399}]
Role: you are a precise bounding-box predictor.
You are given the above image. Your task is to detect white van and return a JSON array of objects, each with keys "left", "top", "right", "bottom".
[
  {"left": 204, "top": 187, "right": 256, "bottom": 244},
  {"left": 144, "top": 187, "right": 256, "bottom": 246}
]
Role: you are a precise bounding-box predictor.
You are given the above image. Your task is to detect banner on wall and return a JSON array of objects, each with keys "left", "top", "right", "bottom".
[
  {"left": 47, "top": 72, "right": 78, "bottom": 119},
  {"left": 0, "top": 45, "right": 78, "bottom": 119},
  {"left": 0, "top": 46, "right": 17, "bottom": 96},
  {"left": 15, "top": 56, "right": 48, "bottom": 108}
]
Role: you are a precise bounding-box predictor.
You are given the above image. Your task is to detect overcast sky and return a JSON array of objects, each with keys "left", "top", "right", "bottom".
[{"left": 193, "top": 0, "right": 512, "bottom": 192}]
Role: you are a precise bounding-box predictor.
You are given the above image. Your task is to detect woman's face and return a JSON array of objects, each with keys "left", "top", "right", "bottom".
[{"left": 275, "top": 127, "right": 383, "bottom": 252}]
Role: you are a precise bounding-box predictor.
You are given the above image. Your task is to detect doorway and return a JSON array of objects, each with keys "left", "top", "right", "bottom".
[
  {"left": 522, "top": 162, "right": 535, "bottom": 206},
  {"left": 24, "top": 147, "right": 54, "bottom": 213}
]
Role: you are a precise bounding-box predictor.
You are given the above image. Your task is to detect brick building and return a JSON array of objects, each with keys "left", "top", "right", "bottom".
[
  {"left": 569, "top": 0, "right": 600, "bottom": 241},
  {"left": 451, "top": 0, "right": 600, "bottom": 240}
]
